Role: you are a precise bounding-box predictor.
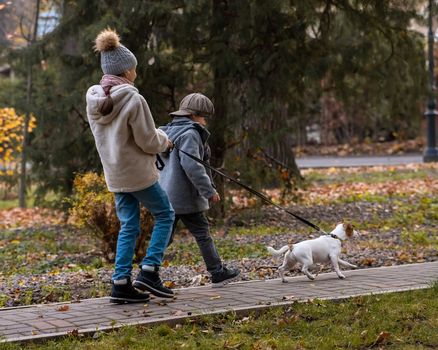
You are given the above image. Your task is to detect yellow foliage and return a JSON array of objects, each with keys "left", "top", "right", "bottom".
[
  {"left": 0, "top": 108, "right": 37, "bottom": 178},
  {"left": 69, "top": 172, "right": 114, "bottom": 228},
  {"left": 68, "top": 172, "right": 153, "bottom": 262}
]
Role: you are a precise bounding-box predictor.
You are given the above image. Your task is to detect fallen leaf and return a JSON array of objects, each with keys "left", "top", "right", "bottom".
[
  {"left": 189, "top": 274, "right": 209, "bottom": 286},
  {"left": 56, "top": 305, "right": 70, "bottom": 312},
  {"left": 163, "top": 281, "right": 176, "bottom": 288},
  {"left": 172, "top": 310, "right": 185, "bottom": 316},
  {"left": 276, "top": 315, "right": 300, "bottom": 326},
  {"left": 93, "top": 332, "right": 102, "bottom": 339},
  {"left": 67, "top": 328, "right": 79, "bottom": 337},
  {"left": 223, "top": 340, "right": 243, "bottom": 349},
  {"left": 210, "top": 295, "right": 221, "bottom": 300},
  {"left": 360, "top": 257, "right": 376, "bottom": 266},
  {"left": 372, "top": 331, "right": 391, "bottom": 346}
]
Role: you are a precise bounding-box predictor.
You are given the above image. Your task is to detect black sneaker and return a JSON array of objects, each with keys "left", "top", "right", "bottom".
[
  {"left": 110, "top": 278, "right": 150, "bottom": 304},
  {"left": 133, "top": 267, "right": 174, "bottom": 298},
  {"left": 211, "top": 266, "right": 240, "bottom": 288}
]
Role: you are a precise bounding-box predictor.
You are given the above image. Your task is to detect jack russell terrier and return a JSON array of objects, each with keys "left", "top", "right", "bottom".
[{"left": 267, "top": 223, "right": 359, "bottom": 282}]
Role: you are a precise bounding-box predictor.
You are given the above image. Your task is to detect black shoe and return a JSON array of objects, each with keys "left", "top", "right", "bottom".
[
  {"left": 133, "top": 267, "right": 174, "bottom": 298},
  {"left": 110, "top": 278, "right": 150, "bottom": 304},
  {"left": 211, "top": 266, "right": 240, "bottom": 288}
]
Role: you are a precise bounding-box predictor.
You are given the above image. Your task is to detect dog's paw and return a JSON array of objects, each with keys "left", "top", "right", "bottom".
[
  {"left": 281, "top": 279, "right": 288, "bottom": 283},
  {"left": 338, "top": 274, "right": 346, "bottom": 279},
  {"left": 351, "top": 265, "right": 358, "bottom": 269}
]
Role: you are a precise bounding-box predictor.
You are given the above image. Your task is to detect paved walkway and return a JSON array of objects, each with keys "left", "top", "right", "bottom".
[
  {"left": 1, "top": 262, "right": 437, "bottom": 343},
  {"left": 296, "top": 154, "right": 422, "bottom": 168}
]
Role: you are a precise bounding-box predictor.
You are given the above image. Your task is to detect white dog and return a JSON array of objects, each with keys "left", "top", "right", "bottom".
[{"left": 267, "top": 223, "right": 359, "bottom": 282}]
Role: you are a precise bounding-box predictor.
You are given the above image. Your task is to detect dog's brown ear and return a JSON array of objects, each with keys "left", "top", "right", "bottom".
[{"left": 345, "top": 223, "right": 353, "bottom": 237}]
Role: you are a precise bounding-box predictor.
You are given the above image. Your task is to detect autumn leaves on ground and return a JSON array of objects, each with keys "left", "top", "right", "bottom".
[{"left": 0, "top": 163, "right": 437, "bottom": 307}]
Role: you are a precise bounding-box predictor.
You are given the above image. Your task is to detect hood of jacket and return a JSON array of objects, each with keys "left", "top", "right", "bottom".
[
  {"left": 86, "top": 84, "right": 139, "bottom": 125},
  {"left": 160, "top": 117, "right": 210, "bottom": 144}
]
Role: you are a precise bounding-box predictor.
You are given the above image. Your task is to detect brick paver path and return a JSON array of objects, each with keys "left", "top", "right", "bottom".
[{"left": 1, "top": 262, "right": 437, "bottom": 343}]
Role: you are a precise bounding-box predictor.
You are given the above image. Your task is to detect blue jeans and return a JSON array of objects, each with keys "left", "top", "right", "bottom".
[{"left": 113, "top": 182, "right": 175, "bottom": 281}]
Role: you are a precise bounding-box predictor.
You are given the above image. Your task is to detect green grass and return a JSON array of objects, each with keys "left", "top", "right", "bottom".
[
  {"left": 0, "top": 228, "right": 101, "bottom": 276},
  {"left": 0, "top": 198, "right": 20, "bottom": 209},
  {"left": 401, "top": 228, "right": 438, "bottom": 247},
  {"left": 2, "top": 190, "right": 435, "bottom": 276},
  {"left": 0, "top": 185, "right": 61, "bottom": 209},
  {"left": 3, "top": 284, "right": 438, "bottom": 350},
  {"left": 363, "top": 196, "right": 437, "bottom": 231},
  {"left": 319, "top": 192, "right": 438, "bottom": 233},
  {"left": 165, "top": 239, "right": 267, "bottom": 266},
  {"left": 222, "top": 192, "right": 438, "bottom": 239},
  {"left": 334, "top": 192, "right": 392, "bottom": 204},
  {"left": 227, "top": 225, "right": 289, "bottom": 236},
  {"left": 0, "top": 227, "right": 109, "bottom": 306},
  {"left": 304, "top": 168, "right": 436, "bottom": 185}
]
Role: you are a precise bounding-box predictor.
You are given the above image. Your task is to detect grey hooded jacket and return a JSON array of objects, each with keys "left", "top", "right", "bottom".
[{"left": 158, "top": 117, "right": 216, "bottom": 214}]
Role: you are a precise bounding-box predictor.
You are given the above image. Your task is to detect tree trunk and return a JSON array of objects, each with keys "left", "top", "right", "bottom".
[
  {"left": 208, "top": 0, "right": 230, "bottom": 220},
  {"left": 19, "top": 0, "right": 40, "bottom": 208},
  {"left": 209, "top": 73, "right": 227, "bottom": 219}
]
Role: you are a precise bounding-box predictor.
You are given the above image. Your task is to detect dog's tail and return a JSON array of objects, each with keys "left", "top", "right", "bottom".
[{"left": 267, "top": 245, "right": 291, "bottom": 256}]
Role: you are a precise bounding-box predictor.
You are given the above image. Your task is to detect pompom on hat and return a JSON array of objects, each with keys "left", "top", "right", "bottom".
[{"left": 94, "top": 29, "right": 137, "bottom": 75}]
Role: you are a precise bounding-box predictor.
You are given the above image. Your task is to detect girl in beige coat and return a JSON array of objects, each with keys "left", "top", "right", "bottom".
[{"left": 86, "top": 29, "right": 174, "bottom": 303}]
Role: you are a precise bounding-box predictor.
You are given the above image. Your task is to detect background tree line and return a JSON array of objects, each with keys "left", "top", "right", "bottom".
[{"left": 0, "top": 0, "right": 428, "bottom": 209}]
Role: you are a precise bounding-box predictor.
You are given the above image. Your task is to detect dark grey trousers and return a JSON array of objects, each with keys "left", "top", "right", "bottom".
[{"left": 169, "top": 212, "right": 222, "bottom": 274}]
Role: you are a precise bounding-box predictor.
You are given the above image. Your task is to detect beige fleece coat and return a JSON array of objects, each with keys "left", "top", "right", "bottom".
[{"left": 86, "top": 84, "right": 168, "bottom": 192}]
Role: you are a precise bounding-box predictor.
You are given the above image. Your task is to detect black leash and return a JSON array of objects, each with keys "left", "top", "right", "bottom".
[{"left": 173, "top": 145, "right": 327, "bottom": 234}]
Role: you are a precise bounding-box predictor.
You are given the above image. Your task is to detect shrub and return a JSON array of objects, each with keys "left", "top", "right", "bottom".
[{"left": 69, "top": 172, "right": 153, "bottom": 262}]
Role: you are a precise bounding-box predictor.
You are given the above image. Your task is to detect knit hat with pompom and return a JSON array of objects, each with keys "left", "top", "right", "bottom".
[{"left": 94, "top": 29, "right": 137, "bottom": 75}]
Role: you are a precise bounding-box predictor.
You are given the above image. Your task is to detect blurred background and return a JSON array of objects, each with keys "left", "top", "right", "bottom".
[{"left": 0, "top": 0, "right": 435, "bottom": 208}]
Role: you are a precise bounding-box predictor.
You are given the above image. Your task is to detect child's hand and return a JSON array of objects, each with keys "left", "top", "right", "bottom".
[
  {"left": 167, "top": 140, "right": 174, "bottom": 150},
  {"left": 210, "top": 192, "right": 221, "bottom": 202}
]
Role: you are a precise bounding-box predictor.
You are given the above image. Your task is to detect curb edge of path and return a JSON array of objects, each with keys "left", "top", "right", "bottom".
[{"left": 2, "top": 282, "right": 434, "bottom": 344}]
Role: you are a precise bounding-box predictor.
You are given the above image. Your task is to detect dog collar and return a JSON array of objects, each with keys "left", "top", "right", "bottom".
[{"left": 328, "top": 233, "right": 342, "bottom": 241}]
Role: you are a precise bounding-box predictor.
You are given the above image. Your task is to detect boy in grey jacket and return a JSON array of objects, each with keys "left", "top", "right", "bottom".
[{"left": 159, "top": 93, "right": 240, "bottom": 287}]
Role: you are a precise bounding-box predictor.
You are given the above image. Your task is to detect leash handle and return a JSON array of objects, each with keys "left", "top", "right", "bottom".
[
  {"left": 155, "top": 154, "right": 165, "bottom": 170},
  {"left": 173, "top": 144, "right": 326, "bottom": 234}
]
